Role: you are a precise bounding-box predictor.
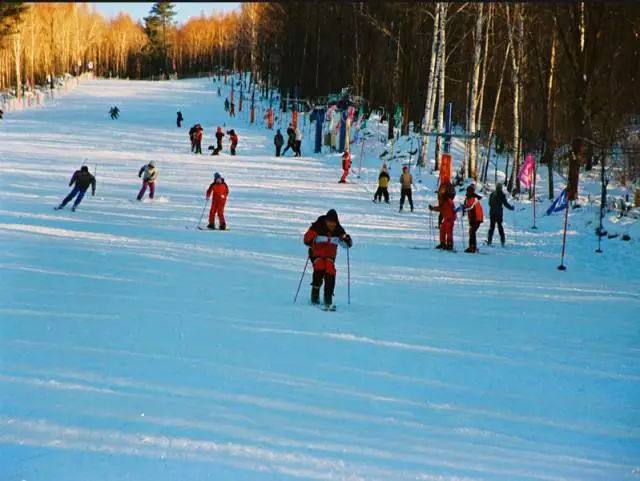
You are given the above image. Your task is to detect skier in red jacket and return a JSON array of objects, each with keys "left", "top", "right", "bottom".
[
  {"left": 303, "top": 209, "right": 352, "bottom": 308},
  {"left": 227, "top": 129, "right": 238, "bottom": 155},
  {"left": 462, "top": 184, "right": 484, "bottom": 253},
  {"left": 339, "top": 151, "right": 351, "bottom": 183},
  {"left": 205, "top": 172, "right": 229, "bottom": 230},
  {"left": 429, "top": 193, "right": 457, "bottom": 251}
]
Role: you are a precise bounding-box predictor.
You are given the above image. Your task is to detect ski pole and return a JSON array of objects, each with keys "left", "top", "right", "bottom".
[
  {"left": 460, "top": 207, "right": 466, "bottom": 248},
  {"left": 346, "top": 246, "right": 351, "bottom": 305},
  {"left": 197, "top": 197, "right": 210, "bottom": 228},
  {"left": 293, "top": 256, "right": 310, "bottom": 304}
]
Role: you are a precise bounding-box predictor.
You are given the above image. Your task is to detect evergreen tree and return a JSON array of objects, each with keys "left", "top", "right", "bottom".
[{"left": 143, "top": 1, "right": 176, "bottom": 74}]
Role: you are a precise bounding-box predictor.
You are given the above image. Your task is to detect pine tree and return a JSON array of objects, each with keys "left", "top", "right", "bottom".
[{"left": 143, "top": 1, "right": 176, "bottom": 74}]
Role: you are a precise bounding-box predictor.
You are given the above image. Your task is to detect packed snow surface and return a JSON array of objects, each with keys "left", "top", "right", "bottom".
[{"left": 1, "top": 78, "right": 639, "bottom": 481}]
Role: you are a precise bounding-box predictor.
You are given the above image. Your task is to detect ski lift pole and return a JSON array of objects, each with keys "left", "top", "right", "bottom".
[{"left": 558, "top": 201, "right": 570, "bottom": 271}]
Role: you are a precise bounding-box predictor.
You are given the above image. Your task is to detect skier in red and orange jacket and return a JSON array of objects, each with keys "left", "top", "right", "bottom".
[
  {"left": 462, "top": 184, "right": 484, "bottom": 253},
  {"left": 205, "top": 172, "right": 229, "bottom": 230},
  {"left": 227, "top": 129, "right": 238, "bottom": 155},
  {"left": 429, "top": 192, "right": 457, "bottom": 251},
  {"left": 339, "top": 151, "right": 351, "bottom": 183},
  {"left": 303, "top": 209, "right": 352, "bottom": 308}
]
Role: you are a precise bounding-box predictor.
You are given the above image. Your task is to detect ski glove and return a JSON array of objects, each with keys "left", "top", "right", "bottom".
[{"left": 341, "top": 234, "right": 353, "bottom": 248}]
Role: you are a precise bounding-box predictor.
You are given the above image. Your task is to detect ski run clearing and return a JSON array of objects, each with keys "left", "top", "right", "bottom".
[{"left": 1, "top": 78, "right": 639, "bottom": 481}]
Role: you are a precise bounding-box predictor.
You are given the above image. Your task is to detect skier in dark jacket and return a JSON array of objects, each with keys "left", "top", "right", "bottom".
[
  {"left": 212, "top": 127, "right": 224, "bottom": 155},
  {"left": 274, "top": 129, "right": 284, "bottom": 157},
  {"left": 176, "top": 111, "right": 183, "bottom": 128},
  {"left": 282, "top": 124, "right": 296, "bottom": 156},
  {"left": 55, "top": 165, "right": 96, "bottom": 211},
  {"left": 109, "top": 106, "right": 120, "bottom": 119},
  {"left": 224, "top": 98, "right": 230, "bottom": 112},
  {"left": 487, "top": 182, "right": 514, "bottom": 246},
  {"left": 303, "top": 209, "right": 352, "bottom": 309}
]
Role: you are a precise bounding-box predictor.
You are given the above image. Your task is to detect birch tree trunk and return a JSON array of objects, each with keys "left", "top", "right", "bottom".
[
  {"left": 13, "top": 32, "right": 22, "bottom": 102},
  {"left": 419, "top": 3, "right": 441, "bottom": 167},
  {"left": 467, "top": 2, "right": 484, "bottom": 180},
  {"left": 506, "top": 4, "right": 524, "bottom": 193},
  {"left": 543, "top": 29, "right": 558, "bottom": 198},
  {"left": 434, "top": 3, "right": 448, "bottom": 171}
]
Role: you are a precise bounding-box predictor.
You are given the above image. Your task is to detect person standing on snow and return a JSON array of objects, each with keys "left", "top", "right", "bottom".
[
  {"left": 193, "top": 124, "right": 204, "bottom": 154},
  {"left": 461, "top": 184, "right": 484, "bottom": 253},
  {"left": 205, "top": 172, "right": 229, "bottom": 230},
  {"left": 229, "top": 101, "right": 236, "bottom": 117},
  {"left": 274, "top": 129, "right": 284, "bottom": 157},
  {"left": 487, "top": 183, "right": 514, "bottom": 246},
  {"left": 294, "top": 127, "right": 303, "bottom": 157},
  {"left": 282, "top": 124, "right": 296, "bottom": 156},
  {"left": 55, "top": 165, "right": 96, "bottom": 212},
  {"left": 137, "top": 161, "right": 158, "bottom": 201},
  {"left": 373, "top": 164, "right": 390, "bottom": 203},
  {"left": 227, "top": 129, "right": 238, "bottom": 155},
  {"left": 212, "top": 127, "right": 224, "bottom": 155},
  {"left": 398, "top": 165, "right": 414, "bottom": 212},
  {"left": 189, "top": 125, "right": 197, "bottom": 152},
  {"left": 339, "top": 151, "right": 352, "bottom": 183},
  {"left": 109, "top": 106, "right": 120, "bottom": 120},
  {"left": 303, "top": 209, "right": 352, "bottom": 309},
  {"left": 224, "top": 98, "right": 230, "bottom": 112},
  {"left": 429, "top": 191, "right": 456, "bottom": 251},
  {"left": 176, "top": 111, "right": 183, "bottom": 128}
]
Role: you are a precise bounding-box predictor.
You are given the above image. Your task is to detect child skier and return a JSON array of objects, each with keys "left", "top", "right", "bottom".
[
  {"left": 227, "top": 129, "right": 238, "bottom": 155},
  {"left": 205, "top": 172, "right": 229, "bottom": 230},
  {"left": 303, "top": 209, "right": 352, "bottom": 309},
  {"left": 137, "top": 161, "right": 158, "bottom": 201},
  {"left": 193, "top": 124, "right": 204, "bottom": 154},
  {"left": 55, "top": 165, "right": 96, "bottom": 212},
  {"left": 462, "top": 184, "right": 484, "bottom": 253},
  {"left": 176, "top": 111, "right": 183, "bottom": 128},
  {"left": 399, "top": 165, "right": 413, "bottom": 212},
  {"left": 429, "top": 187, "right": 457, "bottom": 251},
  {"left": 373, "top": 164, "right": 390, "bottom": 203},
  {"left": 487, "top": 182, "right": 514, "bottom": 246},
  {"left": 274, "top": 129, "right": 284, "bottom": 157},
  {"left": 212, "top": 127, "right": 224, "bottom": 155},
  {"left": 339, "top": 151, "right": 351, "bottom": 183}
]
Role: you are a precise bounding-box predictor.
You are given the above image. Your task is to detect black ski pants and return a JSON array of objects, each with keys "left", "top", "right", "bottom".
[
  {"left": 488, "top": 218, "right": 505, "bottom": 245},
  {"left": 400, "top": 188, "right": 413, "bottom": 210},
  {"left": 374, "top": 186, "right": 389, "bottom": 203}
]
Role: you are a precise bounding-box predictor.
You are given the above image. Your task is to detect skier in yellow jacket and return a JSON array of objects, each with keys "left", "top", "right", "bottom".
[{"left": 399, "top": 166, "right": 413, "bottom": 212}]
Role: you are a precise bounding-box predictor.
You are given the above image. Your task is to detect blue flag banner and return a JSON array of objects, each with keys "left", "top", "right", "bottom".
[{"left": 546, "top": 188, "right": 568, "bottom": 215}]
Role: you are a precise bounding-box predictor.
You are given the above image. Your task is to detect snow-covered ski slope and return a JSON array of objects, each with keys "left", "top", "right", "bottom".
[{"left": 1, "top": 78, "right": 639, "bottom": 481}]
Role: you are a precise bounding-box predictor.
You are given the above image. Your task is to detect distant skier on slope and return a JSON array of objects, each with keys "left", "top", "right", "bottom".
[
  {"left": 109, "top": 106, "right": 120, "bottom": 120},
  {"left": 373, "top": 164, "right": 390, "bottom": 203},
  {"left": 339, "top": 151, "right": 351, "bottom": 183},
  {"left": 137, "top": 161, "right": 158, "bottom": 201},
  {"left": 224, "top": 98, "right": 230, "bottom": 112},
  {"left": 229, "top": 101, "right": 236, "bottom": 117},
  {"left": 205, "top": 172, "right": 229, "bottom": 230},
  {"left": 303, "top": 209, "right": 352, "bottom": 309},
  {"left": 461, "top": 184, "right": 484, "bottom": 253},
  {"left": 0, "top": 108, "right": 4, "bottom": 119},
  {"left": 55, "top": 165, "right": 96, "bottom": 212},
  {"left": 487, "top": 182, "right": 514, "bottom": 246},
  {"left": 274, "top": 129, "right": 284, "bottom": 157},
  {"left": 176, "top": 111, "right": 183, "bottom": 128},
  {"left": 189, "top": 125, "right": 197, "bottom": 152},
  {"left": 398, "top": 166, "right": 413, "bottom": 212},
  {"left": 227, "top": 129, "right": 238, "bottom": 155}
]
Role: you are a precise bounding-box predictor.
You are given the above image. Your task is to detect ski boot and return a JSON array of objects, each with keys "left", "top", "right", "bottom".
[
  {"left": 207, "top": 223, "right": 216, "bottom": 230},
  {"left": 71, "top": 206, "right": 77, "bottom": 212}
]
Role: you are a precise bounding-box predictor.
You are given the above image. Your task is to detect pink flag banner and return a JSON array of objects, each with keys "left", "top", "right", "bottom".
[{"left": 518, "top": 153, "right": 535, "bottom": 189}]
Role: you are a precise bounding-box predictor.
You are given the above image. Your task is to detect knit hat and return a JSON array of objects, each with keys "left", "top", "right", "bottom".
[
  {"left": 495, "top": 182, "right": 503, "bottom": 191},
  {"left": 149, "top": 161, "right": 156, "bottom": 167},
  {"left": 325, "top": 209, "right": 339, "bottom": 223},
  {"left": 80, "top": 165, "right": 89, "bottom": 172},
  {"left": 402, "top": 165, "right": 408, "bottom": 171},
  {"left": 466, "top": 184, "right": 476, "bottom": 195},
  {"left": 214, "top": 172, "right": 221, "bottom": 179}
]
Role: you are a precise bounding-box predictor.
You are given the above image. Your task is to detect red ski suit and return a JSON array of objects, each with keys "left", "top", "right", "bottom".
[
  {"left": 432, "top": 198, "right": 456, "bottom": 247},
  {"left": 304, "top": 218, "right": 347, "bottom": 276},
  {"left": 340, "top": 153, "right": 352, "bottom": 182},
  {"left": 206, "top": 181, "right": 229, "bottom": 227}
]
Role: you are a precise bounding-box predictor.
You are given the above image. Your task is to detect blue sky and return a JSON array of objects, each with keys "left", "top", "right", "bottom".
[{"left": 91, "top": 3, "right": 240, "bottom": 24}]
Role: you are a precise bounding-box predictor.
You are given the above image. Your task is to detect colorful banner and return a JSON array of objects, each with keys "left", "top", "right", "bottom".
[{"left": 518, "top": 153, "right": 535, "bottom": 189}]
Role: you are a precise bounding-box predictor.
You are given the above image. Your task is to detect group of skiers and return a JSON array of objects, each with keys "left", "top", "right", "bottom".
[
  {"left": 187, "top": 123, "right": 239, "bottom": 156},
  {"left": 224, "top": 98, "right": 236, "bottom": 117}
]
